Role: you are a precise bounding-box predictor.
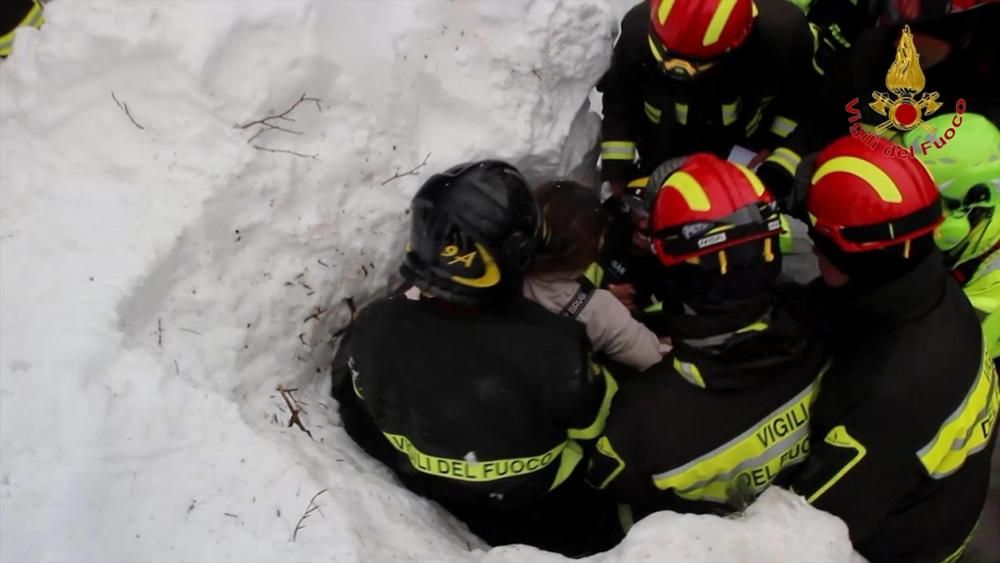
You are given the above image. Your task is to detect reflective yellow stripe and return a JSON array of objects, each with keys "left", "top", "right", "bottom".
[
  {"left": 675, "top": 103, "right": 689, "bottom": 126},
  {"left": 384, "top": 433, "right": 568, "bottom": 482},
  {"left": 601, "top": 141, "right": 637, "bottom": 161},
  {"left": 718, "top": 249, "right": 729, "bottom": 274},
  {"left": 703, "top": 0, "right": 739, "bottom": 47},
  {"left": 656, "top": 0, "right": 677, "bottom": 25},
  {"left": 942, "top": 522, "right": 979, "bottom": 563},
  {"left": 653, "top": 379, "right": 821, "bottom": 503},
  {"left": 809, "top": 23, "right": 826, "bottom": 76},
  {"left": 722, "top": 100, "right": 741, "bottom": 126},
  {"left": 806, "top": 425, "right": 867, "bottom": 503},
  {"left": 734, "top": 163, "right": 766, "bottom": 197},
  {"left": 770, "top": 116, "right": 798, "bottom": 138},
  {"left": 779, "top": 215, "right": 793, "bottom": 254},
  {"left": 812, "top": 156, "right": 903, "bottom": 203},
  {"left": 583, "top": 262, "right": 605, "bottom": 288},
  {"left": 644, "top": 101, "right": 662, "bottom": 124},
  {"left": 27, "top": 2, "right": 45, "bottom": 29},
  {"left": 766, "top": 147, "right": 802, "bottom": 176},
  {"left": 627, "top": 177, "right": 650, "bottom": 190},
  {"left": 736, "top": 321, "right": 769, "bottom": 334},
  {"left": 550, "top": 440, "right": 583, "bottom": 490},
  {"left": 0, "top": 2, "right": 43, "bottom": 57},
  {"left": 673, "top": 357, "right": 706, "bottom": 388},
  {"left": 917, "top": 339, "right": 999, "bottom": 478},
  {"left": 648, "top": 35, "right": 664, "bottom": 63},
  {"left": 617, "top": 503, "right": 635, "bottom": 533},
  {"left": 0, "top": 36, "right": 14, "bottom": 57},
  {"left": 665, "top": 171, "right": 711, "bottom": 211},
  {"left": 644, "top": 301, "right": 664, "bottom": 313},
  {"left": 567, "top": 365, "right": 618, "bottom": 440},
  {"left": 593, "top": 436, "right": 627, "bottom": 489},
  {"left": 745, "top": 107, "right": 763, "bottom": 136}
]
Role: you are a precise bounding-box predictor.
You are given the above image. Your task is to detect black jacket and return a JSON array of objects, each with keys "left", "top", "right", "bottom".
[
  {"left": 586, "top": 292, "right": 830, "bottom": 520},
  {"left": 787, "top": 254, "right": 998, "bottom": 562},
  {"left": 331, "top": 294, "right": 616, "bottom": 511},
  {"left": 600, "top": 0, "right": 819, "bottom": 185}
]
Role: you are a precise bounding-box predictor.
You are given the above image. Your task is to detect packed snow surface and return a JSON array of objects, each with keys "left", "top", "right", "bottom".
[{"left": 1, "top": 1, "right": 859, "bottom": 561}]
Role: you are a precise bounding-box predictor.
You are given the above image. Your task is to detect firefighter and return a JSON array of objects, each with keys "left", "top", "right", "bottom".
[
  {"left": 904, "top": 113, "right": 999, "bottom": 365},
  {"left": 1, "top": 0, "right": 43, "bottom": 58},
  {"left": 598, "top": 0, "right": 820, "bottom": 206},
  {"left": 788, "top": 135, "right": 998, "bottom": 562},
  {"left": 330, "top": 160, "right": 620, "bottom": 556},
  {"left": 585, "top": 153, "right": 830, "bottom": 522}
]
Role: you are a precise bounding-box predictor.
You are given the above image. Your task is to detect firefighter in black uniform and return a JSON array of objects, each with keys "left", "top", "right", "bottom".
[
  {"left": 331, "top": 161, "right": 620, "bottom": 556},
  {"left": 599, "top": 0, "right": 821, "bottom": 204},
  {"left": 586, "top": 153, "right": 830, "bottom": 522},
  {"left": 787, "top": 135, "right": 998, "bottom": 562}
]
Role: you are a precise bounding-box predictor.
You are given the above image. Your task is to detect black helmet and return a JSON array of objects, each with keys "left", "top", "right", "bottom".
[{"left": 400, "top": 160, "right": 543, "bottom": 306}]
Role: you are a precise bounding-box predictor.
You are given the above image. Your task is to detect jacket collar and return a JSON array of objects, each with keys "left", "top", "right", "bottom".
[
  {"left": 668, "top": 296, "right": 812, "bottom": 390},
  {"left": 832, "top": 251, "right": 949, "bottom": 327}
]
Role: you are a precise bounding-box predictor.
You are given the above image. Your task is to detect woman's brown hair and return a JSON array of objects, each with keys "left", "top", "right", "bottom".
[{"left": 530, "top": 180, "right": 609, "bottom": 276}]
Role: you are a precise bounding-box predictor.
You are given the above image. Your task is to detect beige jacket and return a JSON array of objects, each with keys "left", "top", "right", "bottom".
[{"left": 523, "top": 274, "right": 664, "bottom": 371}]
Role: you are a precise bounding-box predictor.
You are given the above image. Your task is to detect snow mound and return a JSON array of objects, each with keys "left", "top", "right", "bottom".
[{"left": 1, "top": 1, "right": 855, "bottom": 561}]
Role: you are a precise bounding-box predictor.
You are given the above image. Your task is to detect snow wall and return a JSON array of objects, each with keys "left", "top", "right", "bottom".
[{"left": 0, "top": 1, "right": 859, "bottom": 561}]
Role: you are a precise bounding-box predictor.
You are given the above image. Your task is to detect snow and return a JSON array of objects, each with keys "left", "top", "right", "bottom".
[{"left": 1, "top": 1, "right": 855, "bottom": 561}]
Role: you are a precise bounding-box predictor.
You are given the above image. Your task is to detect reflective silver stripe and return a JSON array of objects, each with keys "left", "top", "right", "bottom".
[
  {"left": 600, "top": 142, "right": 636, "bottom": 161},
  {"left": 770, "top": 116, "right": 798, "bottom": 138},
  {"left": 766, "top": 147, "right": 802, "bottom": 176},
  {"left": 721, "top": 99, "right": 741, "bottom": 126},
  {"left": 675, "top": 103, "right": 689, "bottom": 126},
  {"left": 651, "top": 381, "right": 817, "bottom": 482},
  {"left": 917, "top": 350, "right": 998, "bottom": 478}
]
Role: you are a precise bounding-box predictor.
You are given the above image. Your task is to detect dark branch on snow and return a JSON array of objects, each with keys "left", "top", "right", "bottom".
[
  {"left": 381, "top": 153, "right": 431, "bottom": 185},
  {"left": 111, "top": 91, "right": 145, "bottom": 130},
  {"left": 292, "top": 488, "right": 328, "bottom": 541}
]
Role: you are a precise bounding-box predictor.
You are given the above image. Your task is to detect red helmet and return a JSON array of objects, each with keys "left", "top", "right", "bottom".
[
  {"left": 807, "top": 135, "right": 943, "bottom": 253},
  {"left": 648, "top": 0, "right": 755, "bottom": 62},
  {"left": 651, "top": 153, "right": 783, "bottom": 266}
]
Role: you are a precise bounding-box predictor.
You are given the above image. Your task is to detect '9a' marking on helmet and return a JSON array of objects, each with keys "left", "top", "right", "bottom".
[
  {"left": 811, "top": 156, "right": 904, "bottom": 204},
  {"left": 447, "top": 243, "right": 502, "bottom": 289}
]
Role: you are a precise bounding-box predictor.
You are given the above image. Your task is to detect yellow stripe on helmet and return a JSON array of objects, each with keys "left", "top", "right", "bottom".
[
  {"left": 657, "top": 0, "right": 677, "bottom": 25},
  {"left": 665, "top": 171, "right": 712, "bottom": 212},
  {"left": 734, "top": 163, "right": 766, "bottom": 197},
  {"left": 811, "top": 156, "right": 903, "bottom": 203},
  {"left": 648, "top": 35, "right": 664, "bottom": 63},
  {"left": 703, "top": 0, "right": 739, "bottom": 47}
]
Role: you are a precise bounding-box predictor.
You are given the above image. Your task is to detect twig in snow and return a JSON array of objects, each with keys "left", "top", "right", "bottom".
[
  {"left": 381, "top": 153, "right": 431, "bottom": 185},
  {"left": 224, "top": 512, "right": 239, "bottom": 518},
  {"left": 251, "top": 145, "right": 320, "bottom": 160},
  {"left": 292, "top": 488, "right": 328, "bottom": 541},
  {"left": 303, "top": 307, "right": 328, "bottom": 324},
  {"left": 178, "top": 328, "right": 203, "bottom": 335},
  {"left": 298, "top": 333, "right": 307, "bottom": 346},
  {"left": 157, "top": 318, "right": 163, "bottom": 348},
  {"left": 111, "top": 91, "right": 145, "bottom": 130},
  {"left": 277, "top": 385, "right": 313, "bottom": 440},
  {"left": 237, "top": 93, "right": 321, "bottom": 130},
  {"left": 317, "top": 259, "right": 330, "bottom": 268},
  {"left": 174, "top": 360, "right": 180, "bottom": 375}
]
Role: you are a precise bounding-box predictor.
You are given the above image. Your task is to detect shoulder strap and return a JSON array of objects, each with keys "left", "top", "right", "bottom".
[{"left": 559, "top": 276, "right": 597, "bottom": 320}]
